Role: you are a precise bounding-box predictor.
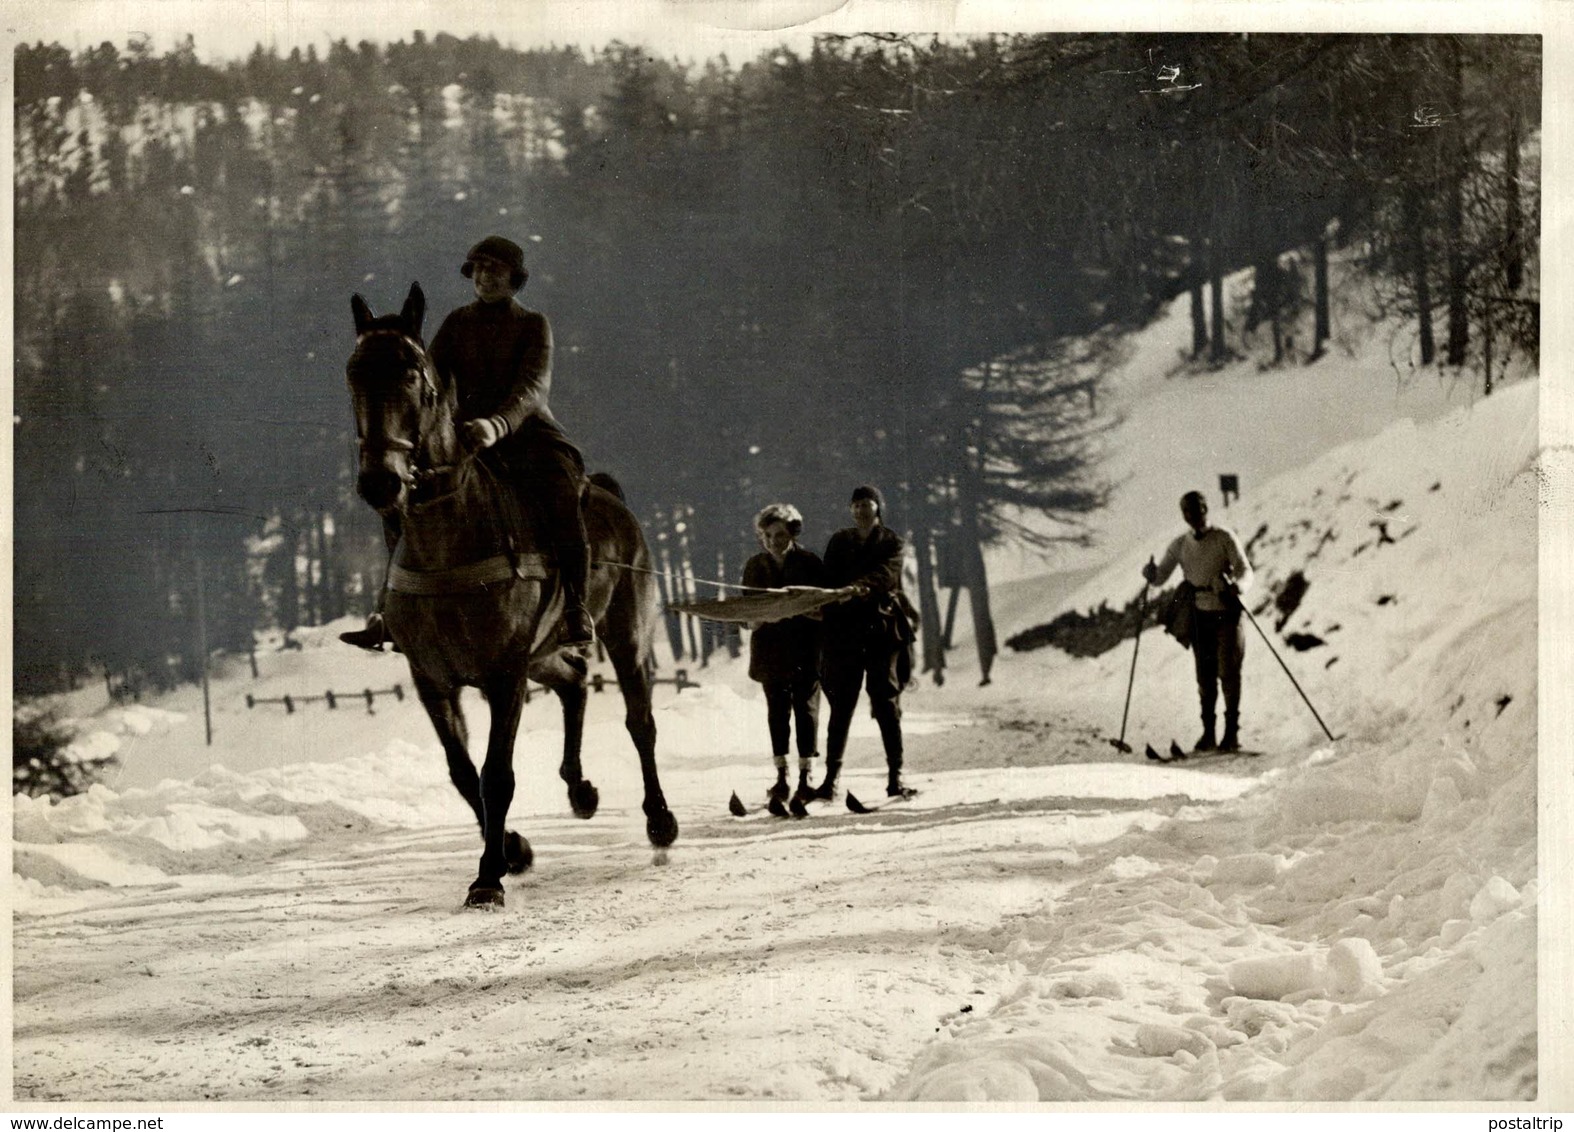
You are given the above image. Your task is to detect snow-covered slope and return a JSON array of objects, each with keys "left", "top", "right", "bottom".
[
  {"left": 987, "top": 248, "right": 1530, "bottom": 587},
  {"left": 888, "top": 379, "right": 1539, "bottom": 1101}
]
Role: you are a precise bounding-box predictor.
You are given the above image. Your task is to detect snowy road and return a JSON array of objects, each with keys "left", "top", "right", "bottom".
[{"left": 13, "top": 713, "right": 1259, "bottom": 1103}]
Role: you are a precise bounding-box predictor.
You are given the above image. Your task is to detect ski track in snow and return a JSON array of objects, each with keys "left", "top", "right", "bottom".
[{"left": 15, "top": 719, "right": 1242, "bottom": 1103}]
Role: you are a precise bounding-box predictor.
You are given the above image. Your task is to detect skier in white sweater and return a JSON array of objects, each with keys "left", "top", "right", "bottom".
[{"left": 1144, "top": 490, "right": 1256, "bottom": 752}]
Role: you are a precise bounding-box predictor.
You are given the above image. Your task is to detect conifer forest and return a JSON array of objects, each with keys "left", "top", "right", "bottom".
[{"left": 12, "top": 32, "right": 1540, "bottom": 697}]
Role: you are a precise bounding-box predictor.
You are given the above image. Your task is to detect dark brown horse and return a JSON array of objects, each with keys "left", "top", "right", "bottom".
[{"left": 346, "top": 283, "right": 678, "bottom": 907}]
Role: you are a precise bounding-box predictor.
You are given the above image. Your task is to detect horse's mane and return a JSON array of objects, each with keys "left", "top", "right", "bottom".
[{"left": 587, "top": 471, "right": 626, "bottom": 503}]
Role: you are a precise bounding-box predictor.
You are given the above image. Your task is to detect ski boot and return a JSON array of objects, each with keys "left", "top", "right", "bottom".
[
  {"left": 886, "top": 767, "right": 918, "bottom": 800},
  {"left": 1219, "top": 713, "right": 1241, "bottom": 752}
]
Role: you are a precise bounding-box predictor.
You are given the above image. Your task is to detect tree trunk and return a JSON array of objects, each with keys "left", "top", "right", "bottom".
[
  {"left": 1313, "top": 236, "right": 1330, "bottom": 355},
  {"left": 680, "top": 559, "right": 701, "bottom": 664},
  {"left": 1404, "top": 185, "right": 1435, "bottom": 366},
  {"left": 654, "top": 541, "right": 684, "bottom": 661},
  {"left": 316, "top": 509, "right": 337, "bottom": 623},
  {"left": 942, "top": 586, "right": 961, "bottom": 650},
  {"left": 280, "top": 520, "right": 301, "bottom": 634},
  {"left": 718, "top": 549, "right": 741, "bottom": 660},
  {"left": 1504, "top": 109, "right": 1524, "bottom": 293},
  {"left": 954, "top": 476, "right": 997, "bottom": 686},
  {"left": 1445, "top": 38, "right": 1469, "bottom": 367},
  {"left": 1483, "top": 299, "right": 1494, "bottom": 396},
  {"left": 912, "top": 523, "right": 946, "bottom": 685},
  {"left": 309, "top": 513, "right": 326, "bottom": 626},
  {"left": 1190, "top": 279, "right": 1208, "bottom": 357},
  {"left": 1209, "top": 242, "right": 1226, "bottom": 365},
  {"left": 963, "top": 529, "right": 997, "bottom": 687}
]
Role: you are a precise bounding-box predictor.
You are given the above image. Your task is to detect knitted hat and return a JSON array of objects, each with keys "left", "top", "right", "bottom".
[
  {"left": 461, "top": 235, "right": 528, "bottom": 289},
  {"left": 850, "top": 484, "right": 885, "bottom": 515}
]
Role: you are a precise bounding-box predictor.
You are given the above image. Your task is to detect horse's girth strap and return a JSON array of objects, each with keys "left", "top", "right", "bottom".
[{"left": 389, "top": 553, "right": 549, "bottom": 596}]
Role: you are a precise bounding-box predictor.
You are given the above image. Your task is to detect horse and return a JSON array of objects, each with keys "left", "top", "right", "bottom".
[{"left": 345, "top": 282, "right": 679, "bottom": 907}]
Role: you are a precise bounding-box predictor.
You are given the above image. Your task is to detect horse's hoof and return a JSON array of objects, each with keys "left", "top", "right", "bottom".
[
  {"left": 504, "top": 831, "right": 533, "bottom": 875},
  {"left": 569, "top": 779, "right": 600, "bottom": 820},
  {"left": 646, "top": 808, "right": 679, "bottom": 849},
  {"left": 465, "top": 883, "right": 505, "bottom": 909}
]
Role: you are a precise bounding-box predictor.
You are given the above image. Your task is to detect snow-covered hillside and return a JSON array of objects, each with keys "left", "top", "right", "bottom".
[
  {"left": 987, "top": 248, "right": 1531, "bottom": 586},
  {"left": 10, "top": 285, "right": 1545, "bottom": 1104},
  {"left": 891, "top": 379, "right": 1539, "bottom": 1102}
]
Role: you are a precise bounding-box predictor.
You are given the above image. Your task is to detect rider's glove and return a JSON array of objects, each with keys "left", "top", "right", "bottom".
[{"left": 461, "top": 416, "right": 507, "bottom": 450}]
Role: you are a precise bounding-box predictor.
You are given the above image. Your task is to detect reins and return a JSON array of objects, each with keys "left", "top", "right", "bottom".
[{"left": 352, "top": 328, "right": 774, "bottom": 601}]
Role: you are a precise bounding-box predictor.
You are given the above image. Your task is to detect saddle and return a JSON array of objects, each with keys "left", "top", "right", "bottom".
[{"left": 477, "top": 450, "right": 578, "bottom": 571}]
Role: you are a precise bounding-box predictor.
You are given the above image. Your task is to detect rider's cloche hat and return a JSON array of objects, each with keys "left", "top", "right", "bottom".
[{"left": 461, "top": 235, "right": 528, "bottom": 289}]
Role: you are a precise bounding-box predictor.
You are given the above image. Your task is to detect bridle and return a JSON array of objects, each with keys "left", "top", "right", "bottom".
[{"left": 350, "top": 328, "right": 464, "bottom": 501}]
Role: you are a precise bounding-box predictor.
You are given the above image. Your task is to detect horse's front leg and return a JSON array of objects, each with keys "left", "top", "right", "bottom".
[
  {"left": 411, "top": 670, "right": 483, "bottom": 829},
  {"left": 466, "top": 673, "right": 532, "bottom": 908},
  {"left": 412, "top": 668, "right": 531, "bottom": 879}
]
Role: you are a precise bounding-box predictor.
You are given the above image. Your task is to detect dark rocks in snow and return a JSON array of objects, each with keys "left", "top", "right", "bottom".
[
  {"left": 1273, "top": 571, "right": 1311, "bottom": 631},
  {"left": 1006, "top": 587, "right": 1167, "bottom": 658}
]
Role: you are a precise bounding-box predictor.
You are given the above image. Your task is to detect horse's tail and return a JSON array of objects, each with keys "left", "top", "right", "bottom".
[{"left": 586, "top": 471, "right": 626, "bottom": 503}]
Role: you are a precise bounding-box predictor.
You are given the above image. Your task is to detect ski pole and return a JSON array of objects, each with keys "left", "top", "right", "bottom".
[
  {"left": 1109, "top": 564, "right": 1152, "bottom": 754},
  {"left": 1238, "top": 599, "right": 1340, "bottom": 742}
]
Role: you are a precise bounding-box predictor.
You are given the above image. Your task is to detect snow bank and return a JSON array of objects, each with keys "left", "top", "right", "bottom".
[
  {"left": 888, "top": 380, "right": 1539, "bottom": 1102},
  {"left": 9, "top": 664, "right": 847, "bottom": 911}
]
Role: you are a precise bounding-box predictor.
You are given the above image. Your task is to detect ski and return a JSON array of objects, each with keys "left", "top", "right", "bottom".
[
  {"left": 727, "top": 790, "right": 808, "bottom": 818},
  {"left": 844, "top": 788, "right": 919, "bottom": 814},
  {"left": 1144, "top": 741, "right": 1262, "bottom": 764}
]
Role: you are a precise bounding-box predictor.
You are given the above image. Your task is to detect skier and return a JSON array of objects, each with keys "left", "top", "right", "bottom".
[
  {"left": 741, "top": 503, "right": 825, "bottom": 807},
  {"left": 342, "top": 235, "right": 596, "bottom": 650},
  {"left": 812, "top": 484, "right": 916, "bottom": 801},
  {"left": 1143, "top": 489, "right": 1256, "bottom": 752}
]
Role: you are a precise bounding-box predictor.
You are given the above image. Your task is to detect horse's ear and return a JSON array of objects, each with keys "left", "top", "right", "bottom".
[
  {"left": 401, "top": 283, "right": 426, "bottom": 339},
  {"left": 351, "top": 294, "right": 374, "bottom": 336}
]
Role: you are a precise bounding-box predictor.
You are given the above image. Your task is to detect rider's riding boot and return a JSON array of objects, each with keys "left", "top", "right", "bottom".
[
  {"left": 1195, "top": 714, "right": 1218, "bottom": 752},
  {"left": 1219, "top": 712, "right": 1241, "bottom": 752},
  {"left": 811, "top": 757, "right": 841, "bottom": 801},
  {"left": 342, "top": 516, "right": 401, "bottom": 651},
  {"left": 339, "top": 612, "right": 389, "bottom": 651},
  {"left": 555, "top": 536, "right": 595, "bottom": 647}
]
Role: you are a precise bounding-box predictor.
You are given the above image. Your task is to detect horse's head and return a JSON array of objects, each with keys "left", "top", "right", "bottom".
[{"left": 346, "top": 283, "right": 442, "bottom": 513}]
